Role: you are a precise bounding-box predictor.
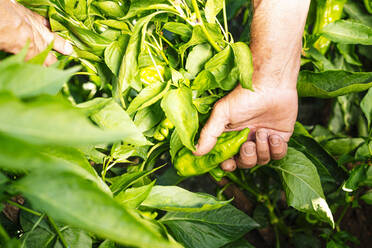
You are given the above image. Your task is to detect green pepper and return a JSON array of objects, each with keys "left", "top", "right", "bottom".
[
  {"left": 160, "top": 118, "right": 174, "bottom": 129},
  {"left": 313, "top": 0, "right": 347, "bottom": 54},
  {"left": 209, "top": 167, "right": 226, "bottom": 181},
  {"left": 153, "top": 131, "right": 165, "bottom": 141},
  {"left": 174, "top": 128, "right": 250, "bottom": 177},
  {"left": 364, "top": 0, "right": 372, "bottom": 14},
  {"left": 139, "top": 65, "right": 165, "bottom": 86}
]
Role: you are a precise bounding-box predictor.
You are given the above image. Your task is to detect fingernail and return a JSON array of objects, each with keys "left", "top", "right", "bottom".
[
  {"left": 244, "top": 144, "right": 255, "bottom": 155},
  {"left": 270, "top": 135, "right": 280, "bottom": 146},
  {"left": 257, "top": 131, "right": 267, "bottom": 142},
  {"left": 64, "top": 42, "right": 73, "bottom": 55}
]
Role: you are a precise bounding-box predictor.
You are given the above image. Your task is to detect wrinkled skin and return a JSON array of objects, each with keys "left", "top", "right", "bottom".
[
  {"left": 0, "top": 0, "right": 72, "bottom": 65},
  {"left": 194, "top": 0, "right": 311, "bottom": 171}
]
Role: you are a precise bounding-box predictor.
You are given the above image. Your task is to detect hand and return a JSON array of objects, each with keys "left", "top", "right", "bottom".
[
  {"left": 193, "top": 81, "right": 298, "bottom": 171},
  {"left": 0, "top": 0, "right": 72, "bottom": 65}
]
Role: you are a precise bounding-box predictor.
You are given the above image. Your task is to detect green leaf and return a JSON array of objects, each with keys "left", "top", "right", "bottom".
[
  {"left": 324, "top": 138, "right": 364, "bottom": 156},
  {"left": 322, "top": 20, "right": 372, "bottom": 45},
  {"left": 127, "top": 80, "right": 171, "bottom": 115},
  {"left": 193, "top": 94, "right": 221, "bottom": 114},
  {"left": 115, "top": 181, "right": 155, "bottom": 208},
  {"left": 0, "top": 133, "right": 111, "bottom": 194},
  {"left": 134, "top": 105, "right": 163, "bottom": 133},
  {"left": 205, "top": 0, "right": 223, "bottom": 23},
  {"left": 231, "top": 42, "right": 253, "bottom": 90},
  {"left": 0, "top": 61, "right": 79, "bottom": 98},
  {"left": 361, "top": 87, "right": 372, "bottom": 129},
  {"left": 123, "top": 0, "right": 174, "bottom": 19},
  {"left": 90, "top": 100, "right": 150, "bottom": 146},
  {"left": 104, "top": 35, "right": 129, "bottom": 76},
  {"left": 161, "top": 87, "right": 199, "bottom": 151},
  {"left": 222, "top": 238, "right": 255, "bottom": 248},
  {"left": 170, "top": 130, "right": 183, "bottom": 162},
  {"left": 191, "top": 70, "right": 219, "bottom": 95},
  {"left": 336, "top": 44, "right": 362, "bottom": 66},
  {"left": 272, "top": 148, "right": 334, "bottom": 227},
  {"left": 204, "top": 46, "right": 235, "bottom": 89},
  {"left": 289, "top": 134, "right": 345, "bottom": 184},
  {"left": 110, "top": 169, "right": 157, "bottom": 195},
  {"left": 160, "top": 204, "right": 259, "bottom": 248},
  {"left": 12, "top": 171, "right": 178, "bottom": 248},
  {"left": 141, "top": 186, "right": 230, "bottom": 212},
  {"left": 297, "top": 70, "right": 372, "bottom": 98},
  {"left": 342, "top": 164, "right": 369, "bottom": 192},
  {"left": 360, "top": 190, "right": 372, "bottom": 204},
  {"left": 186, "top": 43, "right": 213, "bottom": 76},
  {"left": 163, "top": 22, "right": 192, "bottom": 41},
  {"left": 0, "top": 94, "right": 126, "bottom": 146},
  {"left": 344, "top": 1, "right": 372, "bottom": 28},
  {"left": 179, "top": 24, "right": 224, "bottom": 58},
  {"left": 355, "top": 141, "right": 372, "bottom": 160},
  {"left": 93, "top": 1, "right": 125, "bottom": 18}
]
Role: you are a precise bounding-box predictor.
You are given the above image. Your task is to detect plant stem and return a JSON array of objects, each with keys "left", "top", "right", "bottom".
[
  {"left": 335, "top": 204, "right": 350, "bottom": 232},
  {"left": 226, "top": 173, "right": 259, "bottom": 197},
  {"left": 48, "top": 216, "right": 69, "bottom": 248},
  {"left": 6, "top": 200, "right": 42, "bottom": 216},
  {"left": 274, "top": 225, "right": 280, "bottom": 248},
  {"left": 223, "top": 0, "right": 229, "bottom": 41},
  {"left": 191, "top": 0, "right": 222, "bottom": 52}
]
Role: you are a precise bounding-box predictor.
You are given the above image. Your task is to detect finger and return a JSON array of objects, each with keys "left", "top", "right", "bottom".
[
  {"left": 221, "top": 158, "right": 237, "bottom": 172},
  {"left": 269, "top": 135, "right": 287, "bottom": 160},
  {"left": 256, "top": 129, "right": 270, "bottom": 165},
  {"left": 52, "top": 34, "right": 73, "bottom": 55},
  {"left": 43, "top": 52, "right": 58, "bottom": 66},
  {"left": 237, "top": 141, "right": 257, "bottom": 168},
  {"left": 194, "top": 101, "right": 229, "bottom": 156}
]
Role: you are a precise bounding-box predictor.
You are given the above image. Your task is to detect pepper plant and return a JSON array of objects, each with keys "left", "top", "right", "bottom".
[{"left": 0, "top": 0, "right": 371, "bottom": 247}]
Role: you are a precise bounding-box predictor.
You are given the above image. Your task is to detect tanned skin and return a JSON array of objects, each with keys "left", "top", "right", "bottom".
[{"left": 0, "top": 0, "right": 72, "bottom": 65}]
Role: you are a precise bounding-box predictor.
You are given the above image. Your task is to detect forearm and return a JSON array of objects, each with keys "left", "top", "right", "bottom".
[{"left": 251, "top": 0, "right": 311, "bottom": 89}]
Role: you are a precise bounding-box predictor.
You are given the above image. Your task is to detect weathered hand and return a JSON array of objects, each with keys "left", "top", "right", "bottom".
[
  {"left": 0, "top": 0, "right": 72, "bottom": 65},
  {"left": 194, "top": 82, "right": 298, "bottom": 171}
]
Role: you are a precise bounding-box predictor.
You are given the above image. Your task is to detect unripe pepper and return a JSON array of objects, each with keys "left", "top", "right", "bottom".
[
  {"left": 139, "top": 65, "right": 165, "bottom": 86},
  {"left": 153, "top": 118, "right": 174, "bottom": 141},
  {"left": 313, "top": 0, "right": 347, "bottom": 54},
  {"left": 174, "top": 128, "right": 250, "bottom": 177}
]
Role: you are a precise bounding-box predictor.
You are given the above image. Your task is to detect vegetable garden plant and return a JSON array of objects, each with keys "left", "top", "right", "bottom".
[{"left": 0, "top": 0, "right": 371, "bottom": 247}]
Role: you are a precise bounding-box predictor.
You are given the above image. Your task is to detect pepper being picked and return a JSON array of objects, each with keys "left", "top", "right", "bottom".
[{"left": 174, "top": 128, "right": 250, "bottom": 177}]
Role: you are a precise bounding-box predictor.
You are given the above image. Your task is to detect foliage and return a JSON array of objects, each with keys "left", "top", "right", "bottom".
[{"left": 0, "top": 0, "right": 371, "bottom": 247}]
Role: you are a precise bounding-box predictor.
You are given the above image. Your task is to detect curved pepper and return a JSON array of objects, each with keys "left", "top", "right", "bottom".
[
  {"left": 313, "top": 0, "right": 347, "bottom": 54},
  {"left": 174, "top": 128, "right": 250, "bottom": 177}
]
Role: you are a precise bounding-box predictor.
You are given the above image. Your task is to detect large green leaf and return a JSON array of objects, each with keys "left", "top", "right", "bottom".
[
  {"left": 141, "top": 186, "right": 231, "bottom": 212},
  {"left": 160, "top": 204, "right": 259, "bottom": 248},
  {"left": 297, "top": 70, "right": 372, "bottom": 98},
  {"left": 322, "top": 20, "right": 372, "bottom": 45},
  {"left": 90, "top": 100, "right": 150, "bottom": 146},
  {"left": 161, "top": 87, "right": 199, "bottom": 151},
  {"left": 12, "top": 171, "right": 179, "bottom": 248},
  {"left": 289, "top": 134, "right": 345, "bottom": 184},
  {"left": 324, "top": 137, "right": 364, "bottom": 156},
  {"left": 0, "top": 60, "right": 79, "bottom": 98},
  {"left": 0, "top": 134, "right": 111, "bottom": 194},
  {"left": 0, "top": 93, "right": 126, "bottom": 146},
  {"left": 272, "top": 148, "right": 334, "bottom": 227}
]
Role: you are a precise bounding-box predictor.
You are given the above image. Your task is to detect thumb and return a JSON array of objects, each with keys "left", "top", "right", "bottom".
[{"left": 193, "top": 101, "right": 229, "bottom": 156}]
